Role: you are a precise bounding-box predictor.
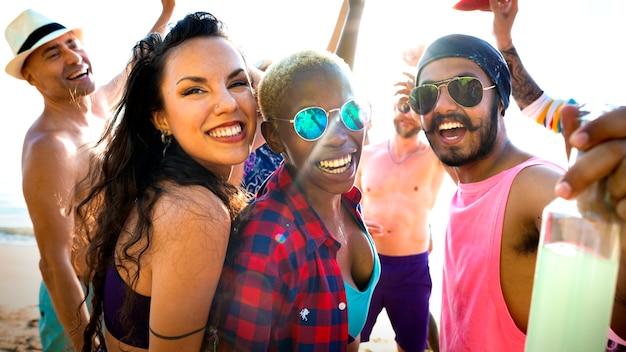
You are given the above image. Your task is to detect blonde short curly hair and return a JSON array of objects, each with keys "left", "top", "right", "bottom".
[{"left": 258, "top": 49, "right": 353, "bottom": 124}]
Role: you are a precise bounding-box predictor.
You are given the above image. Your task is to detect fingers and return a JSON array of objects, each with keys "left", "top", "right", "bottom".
[
  {"left": 489, "top": 0, "right": 516, "bottom": 12},
  {"left": 401, "top": 71, "right": 416, "bottom": 82},
  {"left": 393, "top": 72, "right": 416, "bottom": 96},
  {"left": 556, "top": 139, "right": 626, "bottom": 203},
  {"left": 560, "top": 104, "right": 581, "bottom": 158},
  {"left": 616, "top": 199, "right": 626, "bottom": 222},
  {"left": 607, "top": 158, "right": 626, "bottom": 220},
  {"left": 569, "top": 106, "right": 626, "bottom": 151},
  {"left": 402, "top": 45, "right": 425, "bottom": 66},
  {"left": 393, "top": 85, "right": 411, "bottom": 97},
  {"left": 557, "top": 105, "right": 626, "bottom": 222},
  {"left": 560, "top": 104, "right": 580, "bottom": 140}
]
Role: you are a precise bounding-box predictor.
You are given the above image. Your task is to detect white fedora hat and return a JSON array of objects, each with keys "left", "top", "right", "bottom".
[{"left": 5, "top": 9, "right": 83, "bottom": 80}]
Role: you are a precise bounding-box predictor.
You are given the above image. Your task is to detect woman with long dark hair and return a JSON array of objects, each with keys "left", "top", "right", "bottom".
[{"left": 76, "top": 12, "right": 256, "bottom": 351}]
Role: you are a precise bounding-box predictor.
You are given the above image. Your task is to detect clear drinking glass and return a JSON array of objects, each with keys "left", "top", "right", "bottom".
[{"left": 525, "top": 104, "right": 622, "bottom": 351}]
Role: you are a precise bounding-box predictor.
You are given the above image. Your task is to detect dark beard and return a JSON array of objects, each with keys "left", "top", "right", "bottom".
[
  {"left": 426, "top": 101, "right": 499, "bottom": 167},
  {"left": 394, "top": 119, "right": 421, "bottom": 139}
]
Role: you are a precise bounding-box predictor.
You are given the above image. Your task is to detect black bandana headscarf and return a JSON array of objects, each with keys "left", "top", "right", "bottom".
[{"left": 416, "top": 34, "right": 511, "bottom": 111}]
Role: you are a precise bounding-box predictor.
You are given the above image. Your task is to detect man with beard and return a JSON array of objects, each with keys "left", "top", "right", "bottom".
[
  {"left": 4, "top": 3, "right": 174, "bottom": 350},
  {"left": 356, "top": 60, "right": 446, "bottom": 351},
  {"left": 410, "top": 34, "right": 564, "bottom": 351}
]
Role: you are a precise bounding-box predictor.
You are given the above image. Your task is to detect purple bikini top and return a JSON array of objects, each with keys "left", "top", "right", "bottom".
[{"left": 103, "top": 259, "right": 151, "bottom": 348}]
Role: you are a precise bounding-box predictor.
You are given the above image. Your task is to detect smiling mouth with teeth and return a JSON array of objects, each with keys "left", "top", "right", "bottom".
[
  {"left": 68, "top": 70, "right": 88, "bottom": 80},
  {"left": 209, "top": 123, "right": 243, "bottom": 138},
  {"left": 438, "top": 121, "right": 465, "bottom": 140},
  {"left": 317, "top": 154, "right": 352, "bottom": 174}
]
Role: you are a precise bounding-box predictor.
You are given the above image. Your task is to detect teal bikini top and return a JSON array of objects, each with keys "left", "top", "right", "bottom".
[{"left": 344, "top": 230, "right": 381, "bottom": 339}]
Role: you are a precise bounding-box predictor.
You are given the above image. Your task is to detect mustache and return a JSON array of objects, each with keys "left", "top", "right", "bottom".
[{"left": 421, "top": 112, "right": 480, "bottom": 134}]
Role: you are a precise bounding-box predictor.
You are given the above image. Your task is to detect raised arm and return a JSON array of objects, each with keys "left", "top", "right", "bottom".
[
  {"left": 492, "top": 0, "right": 558, "bottom": 110},
  {"left": 327, "top": 0, "right": 348, "bottom": 53},
  {"left": 490, "top": 0, "right": 575, "bottom": 133},
  {"left": 98, "top": 0, "right": 176, "bottom": 107},
  {"left": 329, "top": 0, "right": 367, "bottom": 69},
  {"left": 490, "top": 0, "right": 542, "bottom": 109}
]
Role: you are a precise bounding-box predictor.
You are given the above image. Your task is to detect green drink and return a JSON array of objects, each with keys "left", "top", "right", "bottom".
[
  {"left": 525, "top": 104, "right": 623, "bottom": 352},
  {"left": 525, "top": 240, "right": 619, "bottom": 351}
]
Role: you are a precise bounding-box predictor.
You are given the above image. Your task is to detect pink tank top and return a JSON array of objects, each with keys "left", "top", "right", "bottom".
[{"left": 441, "top": 157, "right": 562, "bottom": 351}]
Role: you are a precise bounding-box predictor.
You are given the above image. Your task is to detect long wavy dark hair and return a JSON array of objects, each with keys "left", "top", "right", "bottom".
[{"left": 76, "top": 12, "right": 249, "bottom": 351}]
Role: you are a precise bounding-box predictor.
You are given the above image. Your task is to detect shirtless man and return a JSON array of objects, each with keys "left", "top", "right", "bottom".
[
  {"left": 3, "top": 2, "right": 174, "bottom": 350},
  {"left": 356, "top": 63, "right": 446, "bottom": 351}
]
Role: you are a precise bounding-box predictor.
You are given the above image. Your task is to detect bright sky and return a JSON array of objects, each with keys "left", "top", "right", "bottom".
[{"left": 0, "top": 0, "right": 622, "bottom": 176}]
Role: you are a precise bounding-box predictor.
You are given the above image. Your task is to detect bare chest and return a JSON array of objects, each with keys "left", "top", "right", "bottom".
[{"left": 360, "top": 152, "right": 437, "bottom": 195}]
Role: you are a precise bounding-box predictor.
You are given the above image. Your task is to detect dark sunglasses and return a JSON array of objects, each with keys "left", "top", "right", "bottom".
[
  {"left": 409, "top": 76, "right": 496, "bottom": 115},
  {"left": 268, "top": 99, "right": 371, "bottom": 141},
  {"left": 397, "top": 100, "right": 411, "bottom": 114}
]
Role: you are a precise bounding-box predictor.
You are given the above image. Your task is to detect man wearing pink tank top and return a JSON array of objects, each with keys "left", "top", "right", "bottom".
[{"left": 410, "top": 32, "right": 564, "bottom": 351}]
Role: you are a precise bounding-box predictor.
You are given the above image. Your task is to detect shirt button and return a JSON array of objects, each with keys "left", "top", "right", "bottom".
[{"left": 338, "top": 302, "right": 346, "bottom": 310}]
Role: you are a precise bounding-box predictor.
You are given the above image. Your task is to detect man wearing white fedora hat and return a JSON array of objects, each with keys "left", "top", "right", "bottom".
[{"left": 4, "top": 1, "right": 175, "bottom": 350}]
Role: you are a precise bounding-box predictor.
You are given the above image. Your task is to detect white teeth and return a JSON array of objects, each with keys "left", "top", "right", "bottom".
[
  {"left": 438, "top": 121, "right": 464, "bottom": 131},
  {"left": 68, "top": 69, "right": 87, "bottom": 80},
  {"left": 319, "top": 154, "right": 352, "bottom": 168},
  {"left": 318, "top": 154, "right": 352, "bottom": 174},
  {"left": 209, "top": 124, "right": 242, "bottom": 138},
  {"left": 325, "top": 166, "right": 348, "bottom": 174}
]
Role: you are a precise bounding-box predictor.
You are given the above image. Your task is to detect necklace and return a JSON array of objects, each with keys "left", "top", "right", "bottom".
[{"left": 387, "top": 139, "right": 425, "bottom": 164}]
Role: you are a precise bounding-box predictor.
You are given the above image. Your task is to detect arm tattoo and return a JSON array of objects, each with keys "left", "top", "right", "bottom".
[
  {"left": 500, "top": 45, "right": 544, "bottom": 110},
  {"left": 149, "top": 324, "right": 207, "bottom": 341}
]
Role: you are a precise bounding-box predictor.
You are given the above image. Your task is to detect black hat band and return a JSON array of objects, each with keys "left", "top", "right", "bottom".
[{"left": 18, "top": 22, "right": 65, "bottom": 54}]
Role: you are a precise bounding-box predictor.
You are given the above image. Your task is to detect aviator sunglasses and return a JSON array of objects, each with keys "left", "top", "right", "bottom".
[
  {"left": 397, "top": 100, "right": 411, "bottom": 114},
  {"left": 268, "top": 99, "right": 371, "bottom": 141},
  {"left": 409, "top": 76, "right": 496, "bottom": 115}
]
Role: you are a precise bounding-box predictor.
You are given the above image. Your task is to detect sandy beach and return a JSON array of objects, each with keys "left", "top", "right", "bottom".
[
  {"left": 0, "top": 244, "right": 43, "bottom": 351},
  {"left": 0, "top": 242, "right": 406, "bottom": 351}
]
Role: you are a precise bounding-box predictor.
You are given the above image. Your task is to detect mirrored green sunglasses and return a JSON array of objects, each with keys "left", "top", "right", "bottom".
[{"left": 268, "top": 99, "right": 371, "bottom": 141}]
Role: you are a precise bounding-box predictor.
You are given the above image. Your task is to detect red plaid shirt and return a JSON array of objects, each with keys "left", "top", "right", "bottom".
[{"left": 221, "top": 164, "right": 363, "bottom": 351}]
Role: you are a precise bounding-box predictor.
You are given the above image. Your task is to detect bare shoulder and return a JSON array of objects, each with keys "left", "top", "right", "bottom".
[
  {"left": 147, "top": 184, "right": 230, "bottom": 303},
  {"left": 151, "top": 184, "right": 231, "bottom": 250},
  {"left": 24, "top": 121, "right": 73, "bottom": 150},
  {"left": 22, "top": 126, "right": 80, "bottom": 177},
  {"left": 362, "top": 140, "right": 387, "bottom": 154},
  {"left": 154, "top": 183, "right": 230, "bottom": 225},
  {"left": 514, "top": 162, "right": 563, "bottom": 193},
  {"left": 509, "top": 160, "right": 564, "bottom": 226},
  {"left": 361, "top": 140, "right": 392, "bottom": 166},
  {"left": 23, "top": 113, "right": 100, "bottom": 156}
]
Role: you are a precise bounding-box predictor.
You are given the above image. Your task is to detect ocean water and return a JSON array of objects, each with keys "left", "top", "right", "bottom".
[
  {"left": 0, "top": 176, "right": 35, "bottom": 246},
  {"left": 0, "top": 98, "right": 35, "bottom": 247}
]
